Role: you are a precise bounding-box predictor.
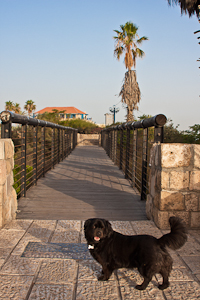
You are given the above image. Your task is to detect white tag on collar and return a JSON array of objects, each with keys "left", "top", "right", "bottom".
[{"left": 88, "top": 244, "right": 94, "bottom": 249}]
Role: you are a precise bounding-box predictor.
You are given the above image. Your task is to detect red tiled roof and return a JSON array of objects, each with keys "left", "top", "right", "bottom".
[{"left": 36, "top": 107, "right": 87, "bottom": 115}]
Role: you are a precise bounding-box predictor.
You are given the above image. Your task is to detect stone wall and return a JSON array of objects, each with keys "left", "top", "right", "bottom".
[
  {"left": 0, "top": 139, "right": 17, "bottom": 228},
  {"left": 146, "top": 143, "right": 200, "bottom": 229},
  {"left": 77, "top": 134, "right": 101, "bottom": 146}
]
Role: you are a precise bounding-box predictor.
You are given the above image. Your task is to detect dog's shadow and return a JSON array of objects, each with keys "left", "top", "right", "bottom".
[
  {"left": 78, "top": 259, "right": 159, "bottom": 290},
  {"left": 115, "top": 268, "right": 159, "bottom": 290}
]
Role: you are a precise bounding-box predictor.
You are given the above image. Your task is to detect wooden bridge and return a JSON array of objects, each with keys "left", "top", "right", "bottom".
[{"left": 17, "top": 145, "right": 147, "bottom": 221}]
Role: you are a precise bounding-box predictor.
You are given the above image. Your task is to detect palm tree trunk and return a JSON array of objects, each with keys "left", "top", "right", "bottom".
[{"left": 120, "top": 70, "right": 141, "bottom": 122}]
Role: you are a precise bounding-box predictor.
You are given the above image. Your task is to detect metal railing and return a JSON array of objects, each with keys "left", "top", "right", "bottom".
[
  {"left": 101, "top": 114, "right": 167, "bottom": 200},
  {"left": 0, "top": 111, "right": 77, "bottom": 198}
]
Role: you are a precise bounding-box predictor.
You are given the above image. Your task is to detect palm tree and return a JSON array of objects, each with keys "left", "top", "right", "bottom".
[
  {"left": 114, "top": 21, "right": 148, "bottom": 70},
  {"left": 13, "top": 103, "right": 21, "bottom": 114},
  {"left": 113, "top": 22, "right": 148, "bottom": 121},
  {"left": 167, "top": 0, "right": 200, "bottom": 18},
  {"left": 24, "top": 100, "right": 36, "bottom": 117},
  {"left": 5, "top": 101, "right": 14, "bottom": 111}
]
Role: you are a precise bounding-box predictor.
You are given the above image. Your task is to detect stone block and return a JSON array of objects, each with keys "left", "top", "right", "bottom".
[
  {"left": 161, "top": 171, "right": 170, "bottom": 190},
  {"left": 6, "top": 173, "right": 14, "bottom": 196},
  {"left": 146, "top": 194, "right": 153, "bottom": 220},
  {"left": 161, "top": 144, "right": 192, "bottom": 168},
  {"left": 160, "top": 191, "right": 185, "bottom": 211},
  {"left": 11, "top": 188, "right": 17, "bottom": 219},
  {"left": 184, "top": 193, "right": 198, "bottom": 211},
  {"left": 168, "top": 211, "right": 190, "bottom": 226},
  {"left": 149, "top": 174, "right": 155, "bottom": 196},
  {"left": 189, "top": 171, "right": 200, "bottom": 191},
  {"left": 149, "top": 146, "right": 156, "bottom": 174},
  {"left": 194, "top": 144, "right": 200, "bottom": 169},
  {"left": 2, "top": 194, "right": 12, "bottom": 225},
  {"left": 0, "top": 205, "right": 2, "bottom": 228},
  {"left": 0, "top": 160, "right": 7, "bottom": 184},
  {"left": 155, "top": 169, "right": 161, "bottom": 191},
  {"left": 0, "top": 184, "right": 6, "bottom": 206},
  {"left": 4, "top": 139, "right": 14, "bottom": 159},
  {"left": 153, "top": 192, "right": 160, "bottom": 209},
  {"left": 190, "top": 212, "right": 200, "bottom": 228},
  {"left": 170, "top": 171, "right": 190, "bottom": 190},
  {"left": 0, "top": 141, "right": 5, "bottom": 160},
  {"left": 6, "top": 159, "right": 12, "bottom": 175},
  {"left": 153, "top": 207, "right": 169, "bottom": 229}
]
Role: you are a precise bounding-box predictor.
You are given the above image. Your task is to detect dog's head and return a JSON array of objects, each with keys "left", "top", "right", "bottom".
[{"left": 84, "top": 218, "right": 113, "bottom": 244}]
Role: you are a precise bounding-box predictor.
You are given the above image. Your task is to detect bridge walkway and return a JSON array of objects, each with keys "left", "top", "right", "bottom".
[{"left": 17, "top": 145, "right": 146, "bottom": 221}]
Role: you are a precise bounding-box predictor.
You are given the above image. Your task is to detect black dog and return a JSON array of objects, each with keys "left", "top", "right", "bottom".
[{"left": 84, "top": 217, "right": 187, "bottom": 290}]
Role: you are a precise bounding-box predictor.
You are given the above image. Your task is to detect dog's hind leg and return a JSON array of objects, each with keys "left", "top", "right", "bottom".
[
  {"left": 135, "top": 275, "right": 152, "bottom": 290},
  {"left": 158, "top": 255, "right": 172, "bottom": 290},
  {"left": 158, "top": 270, "right": 170, "bottom": 290}
]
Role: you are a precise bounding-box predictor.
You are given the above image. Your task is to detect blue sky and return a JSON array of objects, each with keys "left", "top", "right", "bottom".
[{"left": 0, "top": 0, "right": 199, "bottom": 129}]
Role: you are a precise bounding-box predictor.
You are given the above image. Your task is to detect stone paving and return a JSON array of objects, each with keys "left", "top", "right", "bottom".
[
  {"left": 1, "top": 145, "right": 200, "bottom": 299},
  {"left": 0, "top": 219, "right": 199, "bottom": 299}
]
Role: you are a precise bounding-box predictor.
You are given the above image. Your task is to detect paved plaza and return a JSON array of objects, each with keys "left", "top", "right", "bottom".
[
  {"left": 0, "top": 219, "right": 199, "bottom": 299},
  {"left": 0, "top": 145, "right": 199, "bottom": 299}
]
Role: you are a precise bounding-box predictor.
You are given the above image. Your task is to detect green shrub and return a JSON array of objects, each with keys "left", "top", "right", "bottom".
[{"left": 13, "top": 164, "right": 33, "bottom": 195}]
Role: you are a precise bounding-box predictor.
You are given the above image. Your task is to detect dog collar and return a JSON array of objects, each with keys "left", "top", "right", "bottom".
[{"left": 88, "top": 244, "right": 94, "bottom": 249}]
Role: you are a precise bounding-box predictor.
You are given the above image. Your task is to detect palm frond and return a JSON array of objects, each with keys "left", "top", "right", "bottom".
[
  {"left": 167, "top": 0, "right": 199, "bottom": 18},
  {"left": 135, "top": 48, "right": 145, "bottom": 58},
  {"left": 114, "top": 46, "right": 124, "bottom": 60},
  {"left": 137, "top": 36, "right": 149, "bottom": 44}
]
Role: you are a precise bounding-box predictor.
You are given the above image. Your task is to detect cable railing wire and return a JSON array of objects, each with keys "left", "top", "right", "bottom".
[{"left": 101, "top": 114, "right": 167, "bottom": 200}]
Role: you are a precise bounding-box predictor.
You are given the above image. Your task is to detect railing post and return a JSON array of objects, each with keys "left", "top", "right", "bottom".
[
  {"left": 119, "top": 129, "right": 123, "bottom": 170},
  {"left": 132, "top": 129, "right": 138, "bottom": 187},
  {"left": 51, "top": 128, "right": 55, "bottom": 168},
  {"left": 41, "top": 127, "right": 45, "bottom": 177},
  {"left": 1, "top": 122, "right": 12, "bottom": 138},
  {"left": 33, "top": 126, "right": 38, "bottom": 185},
  {"left": 141, "top": 128, "right": 148, "bottom": 200},
  {"left": 108, "top": 131, "right": 111, "bottom": 157},
  {"left": 57, "top": 128, "right": 60, "bottom": 163},
  {"left": 113, "top": 130, "right": 117, "bottom": 164},
  {"left": 63, "top": 129, "right": 66, "bottom": 157},
  {"left": 21, "top": 124, "right": 27, "bottom": 197},
  {"left": 154, "top": 126, "right": 164, "bottom": 143},
  {"left": 61, "top": 128, "right": 63, "bottom": 161},
  {"left": 125, "top": 128, "right": 130, "bottom": 179},
  {"left": 73, "top": 130, "right": 75, "bottom": 150}
]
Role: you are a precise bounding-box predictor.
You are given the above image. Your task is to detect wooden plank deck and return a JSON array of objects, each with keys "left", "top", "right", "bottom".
[{"left": 17, "top": 145, "right": 147, "bottom": 221}]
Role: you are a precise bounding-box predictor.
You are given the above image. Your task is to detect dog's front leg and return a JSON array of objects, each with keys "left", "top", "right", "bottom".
[{"left": 98, "top": 264, "right": 113, "bottom": 281}]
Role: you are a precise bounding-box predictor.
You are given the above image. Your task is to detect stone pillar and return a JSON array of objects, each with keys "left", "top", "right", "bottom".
[
  {"left": 146, "top": 143, "right": 200, "bottom": 229},
  {"left": 0, "top": 139, "right": 17, "bottom": 228}
]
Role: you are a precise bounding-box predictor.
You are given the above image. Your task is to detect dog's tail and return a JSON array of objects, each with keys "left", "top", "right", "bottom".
[{"left": 158, "top": 217, "right": 187, "bottom": 250}]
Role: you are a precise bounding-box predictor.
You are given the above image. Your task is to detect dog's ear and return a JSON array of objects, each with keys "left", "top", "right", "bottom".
[
  {"left": 104, "top": 220, "right": 113, "bottom": 237},
  {"left": 84, "top": 219, "right": 91, "bottom": 232}
]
